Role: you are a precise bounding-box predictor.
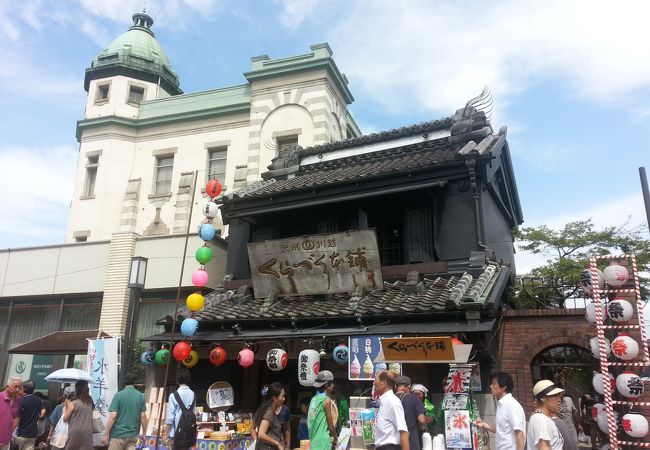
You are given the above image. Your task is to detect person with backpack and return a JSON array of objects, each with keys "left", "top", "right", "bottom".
[
  {"left": 394, "top": 376, "right": 425, "bottom": 450},
  {"left": 164, "top": 369, "right": 196, "bottom": 450}
]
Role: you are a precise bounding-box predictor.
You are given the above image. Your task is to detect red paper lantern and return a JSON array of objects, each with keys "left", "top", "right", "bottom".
[
  {"left": 173, "top": 341, "right": 192, "bottom": 361},
  {"left": 209, "top": 345, "right": 227, "bottom": 366},
  {"left": 451, "top": 337, "right": 464, "bottom": 346},
  {"left": 205, "top": 179, "right": 223, "bottom": 198}
]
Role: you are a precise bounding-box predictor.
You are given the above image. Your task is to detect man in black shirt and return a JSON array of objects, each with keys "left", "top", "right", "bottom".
[
  {"left": 394, "top": 376, "right": 426, "bottom": 450},
  {"left": 16, "top": 380, "right": 42, "bottom": 450}
]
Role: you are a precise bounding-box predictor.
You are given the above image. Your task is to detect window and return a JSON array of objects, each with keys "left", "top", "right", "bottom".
[
  {"left": 276, "top": 134, "right": 298, "bottom": 152},
  {"left": 95, "top": 83, "right": 110, "bottom": 103},
  {"left": 154, "top": 155, "right": 174, "bottom": 195},
  {"left": 128, "top": 85, "right": 145, "bottom": 105},
  {"left": 206, "top": 147, "right": 227, "bottom": 184},
  {"left": 82, "top": 155, "right": 99, "bottom": 197}
]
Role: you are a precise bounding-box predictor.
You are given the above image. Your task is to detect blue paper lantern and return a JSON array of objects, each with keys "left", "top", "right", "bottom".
[
  {"left": 199, "top": 224, "right": 216, "bottom": 241},
  {"left": 140, "top": 350, "right": 155, "bottom": 367},
  {"left": 333, "top": 344, "right": 349, "bottom": 364},
  {"left": 181, "top": 318, "right": 199, "bottom": 337}
]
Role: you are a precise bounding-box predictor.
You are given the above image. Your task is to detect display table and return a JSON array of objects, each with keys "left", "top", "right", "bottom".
[{"left": 141, "top": 434, "right": 254, "bottom": 450}]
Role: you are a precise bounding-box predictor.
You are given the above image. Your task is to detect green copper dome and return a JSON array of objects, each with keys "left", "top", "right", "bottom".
[{"left": 84, "top": 13, "right": 182, "bottom": 95}]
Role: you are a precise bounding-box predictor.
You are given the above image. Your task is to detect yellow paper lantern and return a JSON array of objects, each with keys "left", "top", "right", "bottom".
[
  {"left": 182, "top": 350, "right": 199, "bottom": 368},
  {"left": 186, "top": 293, "right": 205, "bottom": 311}
]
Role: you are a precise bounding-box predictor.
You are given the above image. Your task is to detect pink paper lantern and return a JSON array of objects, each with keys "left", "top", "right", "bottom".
[
  {"left": 616, "top": 372, "right": 644, "bottom": 398},
  {"left": 611, "top": 334, "right": 639, "bottom": 360},
  {"left": 238, "top": 347, "right": 255, "bottom": 368},
  {"left": 622, "top": 413, "right": 649, "bottom": 438},
  {"left": 603, "top": 264, "right": 628, "bottom": 286},
  {"left": 192, "top": 269, "right": 209, "bottom": 287}
]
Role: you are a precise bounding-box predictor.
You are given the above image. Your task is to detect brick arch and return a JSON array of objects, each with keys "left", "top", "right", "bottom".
[{"left": 517, "top": 329, "right": 590, "bottom": 362}]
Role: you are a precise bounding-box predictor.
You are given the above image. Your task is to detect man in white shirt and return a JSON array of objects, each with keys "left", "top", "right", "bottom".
[
  {"left": 475, "top": 372, "right": 526, "bottom": 450},
  {"left": 372, "top": 370, "right": 409, "bottom": 450}
]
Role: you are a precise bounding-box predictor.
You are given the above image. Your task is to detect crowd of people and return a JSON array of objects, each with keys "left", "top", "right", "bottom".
[{"left": 2, "top": 368, "right": 590, "bottom": 450}]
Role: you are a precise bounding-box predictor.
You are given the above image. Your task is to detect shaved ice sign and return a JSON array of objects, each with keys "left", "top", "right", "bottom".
[{"left": 348, "top": 335, "right": 400, "bottom": 381}]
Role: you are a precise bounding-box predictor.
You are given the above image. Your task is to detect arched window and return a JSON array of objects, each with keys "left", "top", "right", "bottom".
[{"left": 531, "top": 344, "right": 598, "bottom": 400}]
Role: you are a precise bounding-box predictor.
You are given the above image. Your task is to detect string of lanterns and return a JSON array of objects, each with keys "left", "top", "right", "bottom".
[{"left": 583, "top": 261, "right": 648, "bottom": 441}]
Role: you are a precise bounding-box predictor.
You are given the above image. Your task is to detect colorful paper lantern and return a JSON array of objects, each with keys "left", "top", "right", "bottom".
[
  {"left": 616, "top": 372, "right": 644, "bottom": 398},
  {"left": 155, "top": 348, "right": 170, "bottom": 365},
  {"left": 603, "top": 264, "right": 628, "bottom": 286},
  {"left": 203, "top": 201, "right": 219, "bottom": 219},
  {"left": 451, "top": 337, "right": 464, "bottom": 345},
  {"left": 195, "top": 246, "right": 213, "bottom": 264},
  {"left": 592, "top": 372, "right": 615, "bottom": 395},
  {"left": 266, "top": 348, "right": 288, "bottom": 371},
  {"left": 182, "top": 350, "right": 199, "bottom": 368},
  {"left": 238, "top": 347, "right": 255, "bottom": 368},
  {"left": 209, "top": 345, "right": 227, "bottom": 366},
  {"left": 589, "top": 336, "right": 611, "bottom": 358},
  {"left": 199, "top": 223, "right": 216, "bottom": 241},
  {"left": 333, "top": 344, "right": 349, "bottom": 364},
  {"left": 181, "top": 318, "right": 199, "bottom": 337},
  {"left": 580, "top": 268, "right": 604, "bottom": 294},
  {"left": 205, "top": 179, "right": 223, "bottom": 198},
  {"left": 186, "top": 293, "right": 205, "bottom": 311},
  {"left": 611, "top": 334, "right": 639, "bottom": 360},
  {"left": 192, "top": 269, "right": 209, "bottom": 287},
  {"left": 140, "top": 350, "right": 155, "bottom": 367},
  {"left": 173, "top": 341, "right": 192, "bottom": 361},
  {"left": 298, "top": 349, "right": 320, "bottom": 386},
  {"left": 622, "top": 413, "right": 649, "bottom": 438},
  {"left": 606, "top": 298, "right": 634, "bottom": 322},
  {"left": 585, "top": 301, "right": 607, "bottom": 324}
]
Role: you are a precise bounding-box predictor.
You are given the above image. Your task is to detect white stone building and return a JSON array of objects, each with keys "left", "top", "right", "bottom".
[{"left": 0, "top": 12, "right": 359, "bottom": 384}]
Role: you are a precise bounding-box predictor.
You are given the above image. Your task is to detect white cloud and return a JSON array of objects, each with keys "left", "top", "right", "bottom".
[
  {"left": 319, "top": 0, "right": 650, "bottom": 119},
  {"left": 0, "top": 146, "right": 77, "bottom": 246},
  {"left": 510, "top": 142, "right": 578, "bottom": 172},
  {"left": 276, "top": 0, "right": 320, "bottom": 29}
]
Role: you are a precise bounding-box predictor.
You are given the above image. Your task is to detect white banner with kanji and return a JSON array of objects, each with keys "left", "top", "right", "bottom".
[{"left": 87, "top": 338, "right": 118, "bottom": 435}]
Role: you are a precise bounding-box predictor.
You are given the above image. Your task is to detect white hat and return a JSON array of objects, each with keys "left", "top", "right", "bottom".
[
  {"left": 533, "top": 380, "right": 564, "bottom": 399},
  {"left": 313, "top": 370, "right": 334, "bottom": 388},
  {"left": 411, "top": 384, "right": 428, "bottom": 395}
]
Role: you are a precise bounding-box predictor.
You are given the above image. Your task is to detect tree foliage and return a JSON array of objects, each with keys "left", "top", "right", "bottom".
[{"left": 513, "top": 219, "right": 650, "bottom": 308}]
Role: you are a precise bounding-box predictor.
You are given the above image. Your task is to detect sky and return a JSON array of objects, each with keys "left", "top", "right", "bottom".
[{"left": 0, "top": 0, "right": 649, "bottom": 276}]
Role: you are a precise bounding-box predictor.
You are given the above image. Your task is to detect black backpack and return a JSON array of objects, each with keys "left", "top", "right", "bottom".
[{"left": 173, "top": 391, "right": 197, "bottom": 448}]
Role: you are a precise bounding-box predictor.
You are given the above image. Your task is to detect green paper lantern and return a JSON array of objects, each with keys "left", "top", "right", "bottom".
[
  {"left": 155, "top": 348, "right": 170, "bottom": 365},
  {"left": 195, "top": 246, "right": 213, "bottom": 264}
]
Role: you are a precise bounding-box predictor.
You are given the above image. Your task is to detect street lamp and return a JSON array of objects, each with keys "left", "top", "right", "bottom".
[{"left": 122, "top": 257, "right": 148, "bottom": 387}]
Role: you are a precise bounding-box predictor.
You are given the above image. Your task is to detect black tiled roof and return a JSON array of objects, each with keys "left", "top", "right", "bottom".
[
  {"left": 229, "top": 137, "right": 462, "bottom": 201},
  {"left": 299, "top": 117, "right": 452, "bottom": 156},
  {"left": 188, "top": 264, "right": 506, "bottom": 324}
]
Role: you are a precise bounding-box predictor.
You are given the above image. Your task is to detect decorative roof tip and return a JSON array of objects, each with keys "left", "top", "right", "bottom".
[{"left": 130, "top": 12, "right": 154, "bottom": 36}]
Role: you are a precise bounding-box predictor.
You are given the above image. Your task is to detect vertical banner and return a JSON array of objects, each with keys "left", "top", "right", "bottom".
[
  {"left": 87, "top": 338, "right": 118, "bottom": 425},
  {"left": 348, "top": 335, "right": 400, "bottom": 380},
  {"left": 444, "top": 410, "right": 472, "bottom": 448}
]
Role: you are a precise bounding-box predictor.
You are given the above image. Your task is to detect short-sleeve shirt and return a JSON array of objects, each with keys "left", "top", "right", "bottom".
[
  {"left": 397, "top": 392, "right": 425, "bottom": 450},
  {"left": 108, "top": 386, "right": 147, "bottom": 438},
  {"left": 495, "top": 393, "right": 526, "bottom": 450},
  {"left": 18, "top": 394, "right": 43, "bottom": 438},
  {"left": 276, "top": 404, "right": 290, "bottom": 424},
  {"left": 527, "top": 412, "right": 563, "bottom": 450},
  {"left": 258, "top": 407, "right": 283, "bottom": 450},
  {"left": 374, "top": 390, "right": 408, "bottom": 447},
  {"left": 0, "top": 391, "right": 20, "bottom": 445}
]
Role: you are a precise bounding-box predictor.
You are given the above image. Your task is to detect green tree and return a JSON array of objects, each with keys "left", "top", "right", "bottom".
[{"left": 514, "top": 219, "right": 650, "bottom": 308}]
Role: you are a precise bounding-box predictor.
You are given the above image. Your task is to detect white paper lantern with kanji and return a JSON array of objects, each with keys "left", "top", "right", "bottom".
[
  {"left": 603, "top": 264, "right": 629, "bottom": 286},
  {"left": 593, "top": 372, "right": 615, "bottom": 395},
  {"left": 202, "top": 201, "right": 219, "bottom": 218},
  {"left": 611, "top": 334, "right": 639, "bottom": 360},
  {"left": 266, "top": 348, "right": 288, "bottom": 372},
  {"left": 597, "top": 410, "right": 619, "bottom": 434},
  {"left": 606, "top": 298, "right": 634, "bottom": 322},
  {"left": 585, "top": 301, "right": 607, "bottom": 324},
  {"left": 298, "top": 349, "right": 320, "bottom": 386},
  {"left": 580, "top": 268, "right": 604, "bottom": 294},
  {"left": 622, "top": 413, "right": 648, "bottom": 438},
  {"left": 591, "top": 403, "right": 605, "bottom": 422},
  {"left": 616, "top": 372, "right": 645, "bottom": 398},
  {"left": 589, "top": 336, "right": 611, "bottom": 358}
]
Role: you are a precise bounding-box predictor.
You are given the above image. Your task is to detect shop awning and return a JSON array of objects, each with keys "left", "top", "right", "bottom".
[
  {"left": 140, "top": 319, "right": 496, "bottom": 342},
  {"left": 8, "top": 330, "right": 111, "bottom": 355}
]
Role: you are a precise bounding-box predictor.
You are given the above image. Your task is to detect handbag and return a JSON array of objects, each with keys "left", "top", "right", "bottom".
[
  {"left": 51, "top": 416, "right": 69, "bottom": 449},
  {"left": 92, "top": 409, "right": 105, "bottom": 433}
]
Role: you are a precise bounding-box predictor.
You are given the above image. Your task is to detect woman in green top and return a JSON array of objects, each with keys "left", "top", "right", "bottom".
[{"left": 308, "top": 371, "right": 338, "bottom": 450}]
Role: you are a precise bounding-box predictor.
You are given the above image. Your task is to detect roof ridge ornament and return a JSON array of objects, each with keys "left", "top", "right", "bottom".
[{"left": 449, "top": 86, "right": 494, "bottom": 147}]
